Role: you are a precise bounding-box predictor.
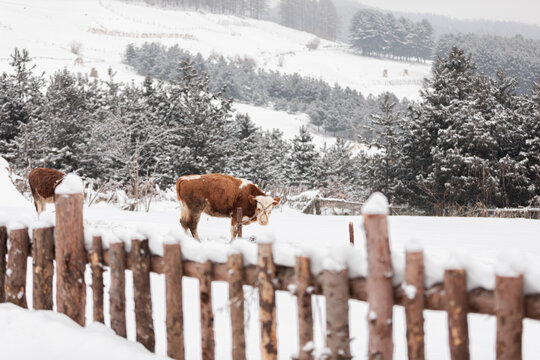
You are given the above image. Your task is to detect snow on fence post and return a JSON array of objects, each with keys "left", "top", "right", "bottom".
[
  {"left": 404, "top": 249, "right": 425, "bottom": 360},
  {"left": 110, "top": 241, "right": 127, "bottom": 337},
  {"left": 91, "top": 235, "right": 104, "bottom": 323},
  {"left": 321, "top": 267, "right": 350, "bottom": 359},
  {"left": 228, "top": 253, "right": 246, "bottom": 360},
  {"left": 362, "top": 193, "right": 393, "bottom": 359},
  {"left": 444, "top": 269, "right": 470, "bottom": 360},
  {"left": 236, "top": 208, "right": 243, "bottom": 238},
  {"left": 5, "top": 226, "right": 30, "bottom": 308},
  {"left": 349, "top": 222, "right": 354, "bottom": 246},
  {"left": 55, "top": 174, "right": 85, "bottom": 326},
  {"left": 495, "top": 274, "right": 524, "bottom": 360},
  {"left": 296, "top": 256, "right": 314, "bottom": 360},
  {"left": 164, "top": 242, "right": 184, "bottom": 360},
  {"left": 32, "top": 226, "right": 55, "bottom": 310},
  {"left": 258, "top": 242, "right": 278, "bottom": 360},
  {"left": 0, "top": 225, "right": 7, "bottom": 302},
  {"left": 130, "top": 238, "right": 155, "bottom": 352},
  {"left": 198, "top": 260, "right": 215, "bottom": 360}
]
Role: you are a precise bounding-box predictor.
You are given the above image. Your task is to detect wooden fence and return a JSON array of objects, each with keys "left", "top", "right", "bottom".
[{"left": 0, "top": 192, "right": 535, "bottom": 360}]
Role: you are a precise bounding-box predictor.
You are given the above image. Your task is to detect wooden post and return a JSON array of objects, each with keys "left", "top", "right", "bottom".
[
  {"left": 364, "top": 212, "right": 393, "bottom": 359},
  {"left": 91, "top": 236, "right": 104, "bottom": 323},
  {"left": 199, "top": 260, "right": 214, "bottom": 360},
  {"left": 236, "top": 208, "right": 243, "bottom": 238},
  {"left": 32, "top": 226, "right": 55, "bottom": 310},
  {"left": 55, "top": 190, "right": 85, "bottom": 326},
  {"left": 130, "top": 239, "right": 155, "bottom": 352},
  {"left": 228, "top": 253, "right": 246, "bottom": 360},
  {"left": 258, "top": 243, "right": 277, "bottom": 360},
  {"left": 295, "top": 256, "right": 313, "bottom": 360},
  {"left": 110, "top": 242, "right": 126, "bottom": 337},
  {"left": 348, "top": 222, "right": 354, "bottom": 246},
  {"left": 5, "top": 227, "right": 30, "bottom": 308},
  {"left": 404, "top": 250, "right": 425, "bottom": 360},
  {"left": 321, "top": 269, "right": 350, "bottom": 360},
  {"left": 0, "top": 225, "right": 7, "bottom": 302},
  {"left": 164, "top": 242, "right": 184, "bottom": 360},
  {"left": 495, "top": 274, "right": 523, "bottom": 360},
  {"left": 444, "top": 269, "right": 470, "bottom": 360}
]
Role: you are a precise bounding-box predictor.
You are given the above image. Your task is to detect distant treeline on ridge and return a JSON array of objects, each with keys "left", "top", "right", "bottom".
[{"left": 124, "top": 42, "right": 410, "bottom": 140}]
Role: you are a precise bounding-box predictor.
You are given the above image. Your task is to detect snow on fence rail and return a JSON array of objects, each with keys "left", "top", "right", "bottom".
[{"left": 0, "top": 191, "right": 536, "bottom": 360}]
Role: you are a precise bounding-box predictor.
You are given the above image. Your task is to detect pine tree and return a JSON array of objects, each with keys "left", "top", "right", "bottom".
[
  {"left": 0, "top": 49, "right": 45, "bottom": 167},
  {"left": 289, "top": 126, "right": 320, "bottom": 187}
]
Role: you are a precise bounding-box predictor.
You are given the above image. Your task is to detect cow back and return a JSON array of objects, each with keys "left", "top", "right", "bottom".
[{"left": 28, "top": 168, "right": 65, "bottom": 199}]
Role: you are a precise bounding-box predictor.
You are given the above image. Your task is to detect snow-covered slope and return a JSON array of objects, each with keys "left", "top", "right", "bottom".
[{"left": 0, "top": 0, "right": 430, "bottom": 100}]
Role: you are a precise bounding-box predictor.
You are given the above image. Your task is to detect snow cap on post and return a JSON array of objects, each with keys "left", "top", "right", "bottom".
[
  {"left": 55, "top": 173, "right": 83, "bottom": 195},
  {"left": 496, "top": 249, "right": 525, "bottom": 278},
  {"left": 361, "top": 192, "right": 389, "bottom": 215}
]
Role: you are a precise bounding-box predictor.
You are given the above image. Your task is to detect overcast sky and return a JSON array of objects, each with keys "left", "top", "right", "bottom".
[{"left": 354, "top": 0, "right": 540, "bottom": 26}]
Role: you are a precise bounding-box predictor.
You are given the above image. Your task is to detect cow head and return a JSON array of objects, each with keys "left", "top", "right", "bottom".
[{"left": 249, "top": 195, "right": 281, "bottom": 225}]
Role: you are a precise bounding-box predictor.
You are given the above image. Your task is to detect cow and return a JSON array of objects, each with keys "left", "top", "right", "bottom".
[
  {"left": 28, "top": 168, "right": 65, "bottom": 215},
  {"left": 176, "top": 174, "right": 280, "bottom": 241}
]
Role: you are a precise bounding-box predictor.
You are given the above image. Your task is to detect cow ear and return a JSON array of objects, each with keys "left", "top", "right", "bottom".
[
  {"left": 273, "top": 196, "right": 281, "bottom": 206},
  {"left": 248, "top": 195, "right": 257, "bottom": 205}
]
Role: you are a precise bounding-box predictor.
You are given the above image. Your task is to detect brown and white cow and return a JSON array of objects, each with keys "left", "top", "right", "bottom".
[
  {"left": 176, "top": 174, "right": 280, "bottom": 240},
  {"left": 28, "top": 168, "right": 65, "bottom": 215}
]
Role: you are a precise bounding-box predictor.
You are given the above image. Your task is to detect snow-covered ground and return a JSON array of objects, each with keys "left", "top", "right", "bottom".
[
  {"left": 233, "top": 103, "right": 338, "bottom": 148},
  {"left": 0, "top": 0, "right": 429, "bottom": 100},
  {"left": 2, "top": 159, "right": 540, "bottom": 359},
  {"left": 0, "top": 303, "right": 166, "bottom": 360}
]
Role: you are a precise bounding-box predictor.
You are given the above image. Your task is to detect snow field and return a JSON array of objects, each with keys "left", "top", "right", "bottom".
[{"left": 0, "top": 0, "right": 430, "bottom": 100}]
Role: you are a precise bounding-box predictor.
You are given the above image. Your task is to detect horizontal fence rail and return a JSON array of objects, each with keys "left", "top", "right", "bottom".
[{"left": 0, "top": 191, "right": 536, "bottom": 360}]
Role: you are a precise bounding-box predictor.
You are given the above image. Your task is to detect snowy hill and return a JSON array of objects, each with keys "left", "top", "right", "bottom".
[{"left": 0, "top": 0, "right": 430, "bottom": 100}]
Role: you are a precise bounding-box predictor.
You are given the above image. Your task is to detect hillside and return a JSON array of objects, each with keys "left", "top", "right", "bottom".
[{"left": 0, "top": 0, "right": 429, "bottom": 100}]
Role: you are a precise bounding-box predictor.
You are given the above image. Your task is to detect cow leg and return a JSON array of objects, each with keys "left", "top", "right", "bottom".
[
  {"left": 230, "top": 219, "right": 238, "bottom": 242},
  {"left": 188, "top": 211, "right": 202, "bottom": 240}
]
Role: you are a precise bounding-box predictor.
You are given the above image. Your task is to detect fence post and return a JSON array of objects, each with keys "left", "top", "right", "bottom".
[
  {"left": 0, "top": 225, "right": 7, "bottom": 302},
  {"left": 164, "top": 242, "right": 184, "bottom": 360},
  {"left": 363, "top": 193, "right": 393, "bottom": 360},
  {"left": 91, "top": 235, "right": 104, "bottom": 323},
  {"left": 32, "top": 226, "right": 55, "bottom": 310},
  {"left": 495, "top": 274, "right": 523, "bottom": 360},
  {"left": 130, "top": 239, "right": 155, "bottom": 352},
  {"left": 444, "top": 269, "right": 469, "bottom": 360},
  {"left": 228, "top": 253, "right": 246, "bottom": 360},
  {"left": 295, "top": 256, "right": 314, "bottom": 360},
  {"left": 321, "top": 268, "right": 350, "bottom": 359},
  {"left": 5, "top": 227, "right": 30, "bottom": 308},
  {"left": 198, "top": 260, "right": 214, "bottom": 360},
  {"left": 348, "top": 222, "right": 354, "bottom": 246},
  {"left": 404, "top": 250, "right": 425, "bottom": 360},
  {"left": 236, "top": 208, "right": 243, "bottom": 238},
  {"left": 55, "top": 180, "right": 85, "bottom": 326},
  {"left": 110, "top": 241, "right": 127, "bottom": 337},
  {"left": 258, "top": 243, "right": 277, "bottom": 360}
]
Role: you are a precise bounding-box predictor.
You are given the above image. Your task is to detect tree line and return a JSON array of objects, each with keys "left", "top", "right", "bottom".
[
  {"left": 1, "top": 47, "right": 538, "bottom": 213},
  {"left": 349, "top": 8, "right": 434, "bottom": 61},
  {"left": 436, "top": 33, "right": 540, "bottom": 94},
  {"left": 360, "top": 47, "right": 540, "bottom": 213},
  {"left": 123, "top": 0, "right": 268, "bottom": 19},
  {"left": 124, "top": 42, "right": 410, "bottom": 141},
  {"left": 0, "top": 49, "right": 363, "bottom": 201}
]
